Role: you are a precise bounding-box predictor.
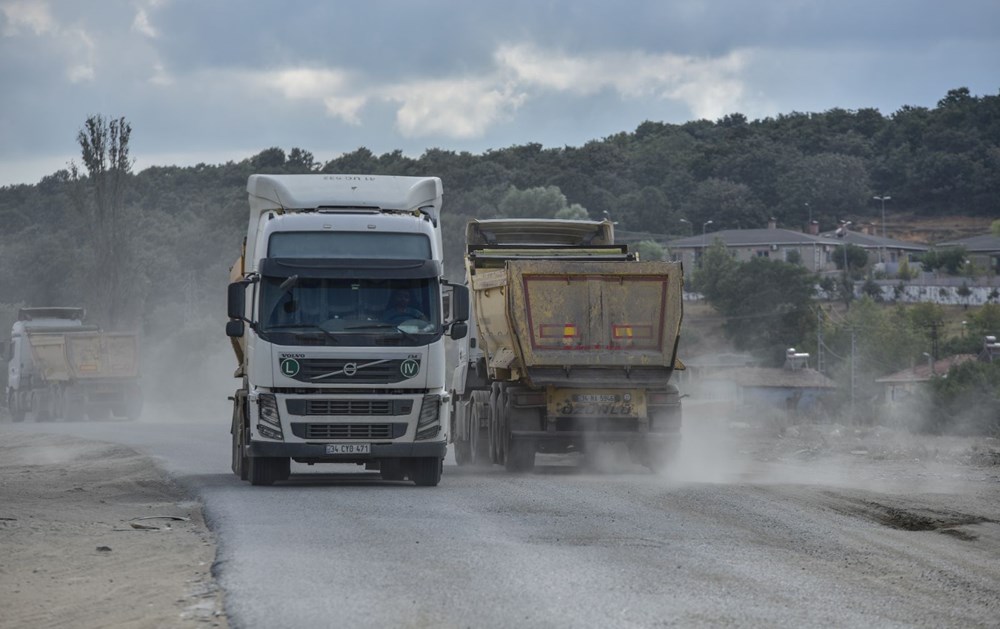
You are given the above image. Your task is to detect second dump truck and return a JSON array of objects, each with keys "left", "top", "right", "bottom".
[
  {"left": 450, "top": 219, "right": 684, "bottom": 472},
  {"left": 5, "top": 307, "right": 142, "bottom": 422}
]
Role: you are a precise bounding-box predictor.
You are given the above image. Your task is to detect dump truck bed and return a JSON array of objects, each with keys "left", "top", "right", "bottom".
[
  {"left": 469, "top": 258, "right": 683, "bottom": 385},
  {"left": 27, "top": 331, "right": 140, "bottom": 382}
]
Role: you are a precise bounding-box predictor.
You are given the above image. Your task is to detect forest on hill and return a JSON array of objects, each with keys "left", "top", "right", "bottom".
[{"left": 0, "top": 87, "right": 998, "bottom": 422}]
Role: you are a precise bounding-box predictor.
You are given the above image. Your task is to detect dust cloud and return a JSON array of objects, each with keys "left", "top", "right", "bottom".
[
  {"left": 659, "top": 398, "right": 995, "bottom": 497},
  {"left": 138, "top": 332, "right": 235, "bottom": 424}
]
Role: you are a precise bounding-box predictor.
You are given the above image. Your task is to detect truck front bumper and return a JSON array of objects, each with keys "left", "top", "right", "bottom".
[{"left": 247, "top": 440, "right": 446, "bottom": 461}]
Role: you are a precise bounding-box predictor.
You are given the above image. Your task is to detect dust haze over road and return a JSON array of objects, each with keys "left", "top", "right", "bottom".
[{"left": 3, "top": 396, "right": 999, "bottom": 628}]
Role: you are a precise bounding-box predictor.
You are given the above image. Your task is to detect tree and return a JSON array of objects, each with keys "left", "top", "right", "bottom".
[
  {"left": 634, "top": 240, "right": 665, "bottom": 262},
  {"left": 554, "top": 204, "right": 589, "bottom": 220},
  {"left": 957, "top": 282, "right": 973, "bottom": 309},
  {"left": 287, "top": 148, "right": 317, "bottom": 172},
  {"left": 707, "top": 257, "right": 816, "bottom": 363},
  {"left": 68, "top": 115, "right": 139, "bottom": 329},
  {"left": 679, "top": 177, "right": 767, "bottom": 229},
  {"left": 920, "top": 247, "right": 968, "bottom": 275},
  {"left": 691, "top": 239, "right": 737, "bottom": 300},
  {"left": 497, "top": 185, "right": 574, "bottom": 219},
  {"left": 833, "top": 244, "right": 869, "bottom": 277},
  {"left": 926, "top": 360, "right": 1000, "bottom": 435}
]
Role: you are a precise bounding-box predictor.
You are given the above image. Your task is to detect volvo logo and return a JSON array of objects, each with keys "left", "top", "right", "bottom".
[{"left": 343, "top": 362, "right": 358, "bottom": 377}]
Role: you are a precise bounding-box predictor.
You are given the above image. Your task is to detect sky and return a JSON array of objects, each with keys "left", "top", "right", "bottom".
[{"left": 1, "top": 0, "right": 998, "bottom": 187}]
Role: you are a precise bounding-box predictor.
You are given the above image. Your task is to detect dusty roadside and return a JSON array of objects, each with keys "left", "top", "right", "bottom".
[{"left": 0, "top": 432, "right": 227, "bottom": 629}]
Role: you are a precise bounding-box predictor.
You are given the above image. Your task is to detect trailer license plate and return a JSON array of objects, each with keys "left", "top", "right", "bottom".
[{"left": 325, "top": 443, "right": 370, "bottom": 454}]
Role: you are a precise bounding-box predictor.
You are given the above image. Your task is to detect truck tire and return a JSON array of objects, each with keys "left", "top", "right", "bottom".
[
  {"left": 410, "top": 457, "right": 442, "bottom": 487},
  {"left": 231, "top": 398, "right": 249, "bottom": 480},
  {"left": 488, "top": 384, "right": 505, "bottom": 465},
  {"left": 453, "top": 439, "right": 472, "bottom": 465},
  {"left": 469, "top": 391, "right": 491, "bottom": 466},
  {"left": 452, "top": 399, "right": 473, "bottom": 466},
  {"left": 10, "top": 409, "right": 25, "bottom": 423},
  {"left": 248, "top": 456, "right": 290, "bottom": 486}
]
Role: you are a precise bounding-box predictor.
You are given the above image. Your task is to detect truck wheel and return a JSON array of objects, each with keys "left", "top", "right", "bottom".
[
  {"left": 452, "top": 398, "right": 473, "bottom": 466},
  {"left": 10, "top": 409, "right": 25, "bottom": 423},
  {"left": 469, "top": 391, "right": 491, "bottom": 466},
  {"left": 453, "top": 440, "right": 472, "bottom": 466},
  {"left": 248, "top": 456, "right": 289, "bottom": 486},
  {"left": 410, "top": 457, "right": 442, "bottom": 487},
  {"left": 231, "top": 400, "right": 249, "bottom": 481}
]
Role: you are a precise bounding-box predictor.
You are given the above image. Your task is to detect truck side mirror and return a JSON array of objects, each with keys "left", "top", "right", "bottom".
[
  {"left": 228, "top": 281, "right": 247, "bottom": 320},
  {"left": 449, "top": 321, "right": 468, "bottom": 340},
  {"left": 451, "top": 284, "right": 470, "bottom": 322},
  {"left": 226, "top": 320, "right": 245, "bottom": 338}
]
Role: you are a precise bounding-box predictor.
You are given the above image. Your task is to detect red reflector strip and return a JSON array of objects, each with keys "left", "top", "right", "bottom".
[
  {"left": 612, "top": 324, "right": 653, "bottom": 339},
  {"left": 539, "top": 323, "right": 578, "bottom": 338}
]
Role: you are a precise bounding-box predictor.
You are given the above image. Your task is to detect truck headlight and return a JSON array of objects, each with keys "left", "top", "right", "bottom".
[
  {"left": 415, "top": 394, "right": 441, "bottom": 440},
  {"left": 256, "top": 394, "right": 284, "bottom": 439}
]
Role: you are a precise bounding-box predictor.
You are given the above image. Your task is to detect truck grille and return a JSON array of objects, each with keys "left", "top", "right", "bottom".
[
  {"left": 285, "top": 399, "right": 414, "bottom": 416},
  {"left": 290, "top": 358, "right": 417, "bottom": 384},
  {"left": 291, "top": 423, "right": 407, "bottom": 440}
]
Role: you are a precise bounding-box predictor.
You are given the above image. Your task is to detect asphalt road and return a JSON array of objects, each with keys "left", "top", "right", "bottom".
[{"left": 7, "top": 413, "right": 1000, "bottom": 628}]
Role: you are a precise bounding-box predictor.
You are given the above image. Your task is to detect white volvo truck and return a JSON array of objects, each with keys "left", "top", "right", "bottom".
[{"left": 226, "top": 174, "right": 468, "bottom": 486}]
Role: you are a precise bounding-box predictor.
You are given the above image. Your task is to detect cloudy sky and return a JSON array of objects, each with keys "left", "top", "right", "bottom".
[{"left": 1, "top": 0, "right": 997, "bottom": 186}]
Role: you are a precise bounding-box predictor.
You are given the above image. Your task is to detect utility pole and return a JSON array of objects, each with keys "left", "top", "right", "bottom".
[
  {"left": 850, "top": 328, "right": 856, "bottom": 421},
  {"left": 816, "top": 308, "right": 825, "bottom": 374}
]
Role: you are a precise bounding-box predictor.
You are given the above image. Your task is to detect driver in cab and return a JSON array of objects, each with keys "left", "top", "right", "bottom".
[{"left": 382, "top": 290, "right": 426, "bottom": 325}]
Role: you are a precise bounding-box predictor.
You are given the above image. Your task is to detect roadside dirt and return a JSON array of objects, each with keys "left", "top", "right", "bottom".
[{"left": 0, "top": 432, "right": 226, "bottom": 629}]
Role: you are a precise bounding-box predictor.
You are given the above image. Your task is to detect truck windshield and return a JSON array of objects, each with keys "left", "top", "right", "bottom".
[{"left": 258, "top": 276, "right": 441, "bottom": 347}]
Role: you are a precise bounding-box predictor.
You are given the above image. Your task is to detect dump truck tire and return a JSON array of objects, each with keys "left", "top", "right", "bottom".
[{"left": 469, "top": 391, "right": 491, "bottom": 465}]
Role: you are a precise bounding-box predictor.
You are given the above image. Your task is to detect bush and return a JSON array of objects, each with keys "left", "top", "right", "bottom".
[{"left": 924, "top": 360, "right": 1000, "bottom": 435}]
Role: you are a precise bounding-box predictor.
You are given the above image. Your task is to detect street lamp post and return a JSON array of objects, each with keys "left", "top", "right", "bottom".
[
  {"left": 839, "top": 220, "right": 852, "bottom": 274},
  {"left": 873, "top": 195, "right": 891, "bottom": 238},
  {"left": 700, "top": 220, "right": 713, "bottom": 268}
]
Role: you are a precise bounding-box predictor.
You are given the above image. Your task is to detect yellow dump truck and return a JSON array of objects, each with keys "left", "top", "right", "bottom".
[
  {"left": 449, "top": 219, "right": 684, "bottom": 472},
  {"left": 4, "top": 308, "right": 142, "bottom": 422}
]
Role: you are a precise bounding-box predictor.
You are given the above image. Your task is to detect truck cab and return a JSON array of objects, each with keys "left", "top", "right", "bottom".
[{"left": 227, "top": 174, "right": 468, "bottom": 486}]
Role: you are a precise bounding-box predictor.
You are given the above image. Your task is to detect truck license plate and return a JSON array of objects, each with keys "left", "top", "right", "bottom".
[
  {"left": 548, "top": 388, "right": 646, "bottom": 418},
  {"left": 325, "top": 443, "right": 370, "bottom": 454}
]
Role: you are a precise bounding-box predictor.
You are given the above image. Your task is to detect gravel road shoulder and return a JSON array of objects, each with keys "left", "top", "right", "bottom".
[{"left": 0, "top": 432, "right": 226, "bottom": 629}]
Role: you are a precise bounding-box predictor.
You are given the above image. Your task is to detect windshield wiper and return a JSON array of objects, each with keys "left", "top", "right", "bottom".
[
  {"left": 345, "top": 322, "right": 420, "bottom": 342},
  {"left": 265, "top": 323, "right": 339, "bottom": 344}
]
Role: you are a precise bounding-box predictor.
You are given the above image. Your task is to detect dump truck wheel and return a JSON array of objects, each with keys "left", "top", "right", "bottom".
[
  {"left": 410, "top": 457, "right": 442, "bottom": 487},
  {"left": 452, "top": 399, "right": 473, "bottom": 466},
  {"left": 488, "top": 384, "right": 508, "bottom": 465},
  {"left": 10, "top": 409, "right": 25, "bottom": 423},
  {"left": 454, "top": 440, "right": 472, "bottom": 465},
  {"left": 469, "top": 391, "right": 491, "bottom": 465}
]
